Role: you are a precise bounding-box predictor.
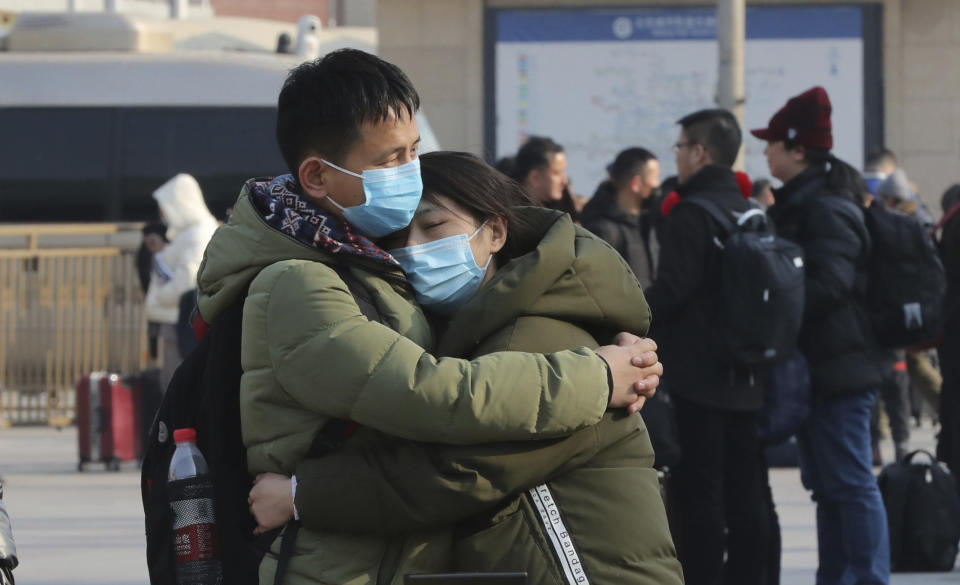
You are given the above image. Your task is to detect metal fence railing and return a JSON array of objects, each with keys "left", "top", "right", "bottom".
[{"left": 0, "top": 224, "right": 146, "bottom": 426}]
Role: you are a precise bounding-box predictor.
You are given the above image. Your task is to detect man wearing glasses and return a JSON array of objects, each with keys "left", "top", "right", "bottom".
[{"left": 645, "top": 109, "right": 769, "bottom": 585}]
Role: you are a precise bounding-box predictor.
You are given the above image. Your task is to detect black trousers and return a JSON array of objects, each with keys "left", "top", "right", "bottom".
[{"left": 672, "top": 396, "right": 770, "bottom": 585}]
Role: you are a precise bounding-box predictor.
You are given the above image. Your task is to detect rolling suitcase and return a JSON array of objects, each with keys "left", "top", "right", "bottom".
[{"left": 76, "top": 372, "right": 137, "bottom": 471}]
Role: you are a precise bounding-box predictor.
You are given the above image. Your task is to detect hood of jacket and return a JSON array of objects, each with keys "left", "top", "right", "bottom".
[
  {"left": 196, "top": 178, "right": 405, "bottom": 323},
  {"left": 439, "top": 207, "right": 651, "bottom": 357},
  {"left": 153, "top": 174, "right": 217, "bottom": 240}
]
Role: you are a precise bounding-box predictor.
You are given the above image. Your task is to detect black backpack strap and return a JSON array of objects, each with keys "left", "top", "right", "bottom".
[
  {"left": 273, "top": 521, "right": 300, "bottom": 585},
  {"left": 682, "top": 195, "right": 737, "bottom": 235}
]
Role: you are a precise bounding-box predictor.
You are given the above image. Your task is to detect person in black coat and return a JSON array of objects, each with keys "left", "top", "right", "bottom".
[
  {"left": 137, "top": 222, "right": 168, "bottom": 361},
  {"left": 581, "top": 147, "right": 661, "bottom": 288},
  {"left": 645, "top": 109, "right": 768, "bottom": 585},
  {"left": 752, "top": 86, "right": 890, "bottom": 585},
  {"left": 938, "top": 184, "right": 960, "bottom": 492}
]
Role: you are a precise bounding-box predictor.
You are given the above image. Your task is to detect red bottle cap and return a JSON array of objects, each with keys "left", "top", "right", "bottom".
[{"left": 173, "top": 428, "right": 197, "bottom": 443}]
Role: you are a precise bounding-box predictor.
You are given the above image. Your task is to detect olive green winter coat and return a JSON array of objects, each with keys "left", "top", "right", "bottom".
[
  {"left": 196, "top": 182, "right": 619, "bottom": 585},
  {"left": 291, "top": 208, "right": 684, "bottom": 585}
]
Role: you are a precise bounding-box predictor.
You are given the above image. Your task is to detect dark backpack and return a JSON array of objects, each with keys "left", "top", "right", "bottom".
[
  {"left": 683, "top": 196, "right": 806, "bottom": 365},
  {"left": 863, "top": 203, "right": 947, "bottom": 349},
  {"left": 878, "top": 450, "right": 960, "bottom": 572},
  {"left": 757, "top": 352, "right": 811, "bottom": 445},
  {"left": 141, "top": 262, "right": 382, "bottom": 585}
]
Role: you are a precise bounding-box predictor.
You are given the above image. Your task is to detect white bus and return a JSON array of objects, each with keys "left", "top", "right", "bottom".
[{"left": 0, "top": 19, "right": 438, "bottom": 221}]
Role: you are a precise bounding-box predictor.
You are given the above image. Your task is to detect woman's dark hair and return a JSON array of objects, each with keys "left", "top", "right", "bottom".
[
  {"left": 142, "top": 221, "right": 168, "bottom": 240},
  {"left": 419, "top": 151, "right": 539, "bottom": 263},
  {"left": 785, "top": 140, "right": 867, "bottom": 204},
  {"left": 511, "top": 136, "right": 564, "bottom": 184},
  {"left": 276, "top": 49, "right": 420, "bottom": 175}
]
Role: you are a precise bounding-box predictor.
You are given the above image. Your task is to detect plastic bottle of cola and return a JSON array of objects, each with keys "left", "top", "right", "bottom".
[{"left": 168, "top": 428, "right": 223, "bottom": 585}]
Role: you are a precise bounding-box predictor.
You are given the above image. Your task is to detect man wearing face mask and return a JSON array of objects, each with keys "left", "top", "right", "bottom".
[
  {"left": 581, "top": 147, "right": 662, "bottom": 289},
  {"left": 195, "top": 49, "right": 662, "bottom": 585}
]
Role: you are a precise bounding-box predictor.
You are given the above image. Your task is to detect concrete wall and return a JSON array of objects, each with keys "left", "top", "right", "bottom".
[
  {"left": 209, "top": 0, "right": 329, "bottom": 25},
  {"left": 378, "top": 0, "right": 960, "bottom": 215},
  {"left": 379, "top": 0, "right": 486, "bottom": 155},
  {"left": 333, "top": 0, "right": 375, "bottom": 26},
  {"left": 894, "top": 0, "right": 960, "bottom": 211}
]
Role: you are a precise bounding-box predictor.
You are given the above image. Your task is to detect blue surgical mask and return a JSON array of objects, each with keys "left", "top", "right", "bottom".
[
  {"left": 390, "top": 221, "right": 491, "bottom": 315},
  {"left": 323, "top": 157, "right": 423, "bottom": 237}
]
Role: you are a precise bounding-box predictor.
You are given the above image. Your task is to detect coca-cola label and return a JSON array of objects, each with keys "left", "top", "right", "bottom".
[
  {"left": 169, "top": 478, "right": 218, "bottom": 563},
  {"left": 173, "top": 522, "right": 218, "bottom": 562}
]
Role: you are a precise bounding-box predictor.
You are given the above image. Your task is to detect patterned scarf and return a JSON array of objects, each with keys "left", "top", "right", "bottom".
[{"left": 250, "top": 175, "right": 398, "bottom": 266}]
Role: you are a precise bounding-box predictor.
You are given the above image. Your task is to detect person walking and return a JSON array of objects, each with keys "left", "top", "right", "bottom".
[
  {"left": 645, "top": 108, "right": 769, "bottom": 585},
  {"left": 752, "top": 86, "right": 889, "bottom": 585}
]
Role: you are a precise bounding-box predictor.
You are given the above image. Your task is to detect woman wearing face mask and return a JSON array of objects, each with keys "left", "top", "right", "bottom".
[{"left": 249, "top": 151, "right": 682, "bottom": 585}]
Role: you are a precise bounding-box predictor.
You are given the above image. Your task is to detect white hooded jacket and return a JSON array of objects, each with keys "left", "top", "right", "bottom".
[{"left": 145, "top": 174, "right": 219, "bottom": 324}]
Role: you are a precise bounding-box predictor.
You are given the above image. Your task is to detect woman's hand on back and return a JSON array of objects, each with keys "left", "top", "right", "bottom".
[{"left": 613, "top": 333, "right": 662, "bottom": 412}]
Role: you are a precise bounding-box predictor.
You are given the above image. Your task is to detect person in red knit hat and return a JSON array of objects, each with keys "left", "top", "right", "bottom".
[
  {"left": 752, "top": 86, "right": 890, "bottom": 585},
  {"left": 644, "top": 108, "right": 769, "bottom": 585}
]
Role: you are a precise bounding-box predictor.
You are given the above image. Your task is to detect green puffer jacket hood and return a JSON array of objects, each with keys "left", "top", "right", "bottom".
[{"left": 441, "top": 207, "right": 652, "bottom": 357}]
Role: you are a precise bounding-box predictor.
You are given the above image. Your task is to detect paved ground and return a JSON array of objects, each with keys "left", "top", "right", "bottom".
[
  {"left": 773, "top": 420, "right": 959, "bottom": 584},
  {"left": 0, "top": 421, "right": 956, "bottom": 584}
]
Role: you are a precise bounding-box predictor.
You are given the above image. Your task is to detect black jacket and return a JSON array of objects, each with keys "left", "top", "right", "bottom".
[
  {"left": 646, "top": 165, "right": 762, "bottom": 411},
  {"left": 767, "top": 166, "right": 885, "bottom": 399},
  {"left": 582, "top": 181, "right": 659, "bottom": 288},
  {"left": 938, "top": 209, "right": 960, "bottom": 475},
  {"left": 942, "top": 210, "right": 960, "bottom": 327}
]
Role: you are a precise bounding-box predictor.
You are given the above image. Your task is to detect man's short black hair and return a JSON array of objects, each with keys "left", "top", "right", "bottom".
[
  {"left": 751, "top": 178, "right": 772, "bottom": 199},
  {"left": 865, "top": 147, "right": 897, "bottom": 171},
  {"left": 276, "top": 49, "right": 420, "bottom": 175},
  {"left": 610, "top": 147, "right": 657, "bottom": 188},
  {"left": 677, "top": 108, "right": 741, "bottom": 168},
  {"left": 512, "top": 136, "right": 564, "bottom": 183}
]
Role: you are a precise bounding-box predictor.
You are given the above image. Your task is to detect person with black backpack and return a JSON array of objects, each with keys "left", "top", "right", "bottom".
[
  {"left": 752, "top": 86, "right": 890, "bottom": 585},
  {"left": 643, "top": 109, "right": 773, "bottom": 585},
  {"left": 177, "top": 49, "right": 660, "bottom": 585}
]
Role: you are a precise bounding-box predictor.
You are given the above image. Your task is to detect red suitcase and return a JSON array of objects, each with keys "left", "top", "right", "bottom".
[{"left": 76, "top": 372, "right": 137, "bottom": 471}]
